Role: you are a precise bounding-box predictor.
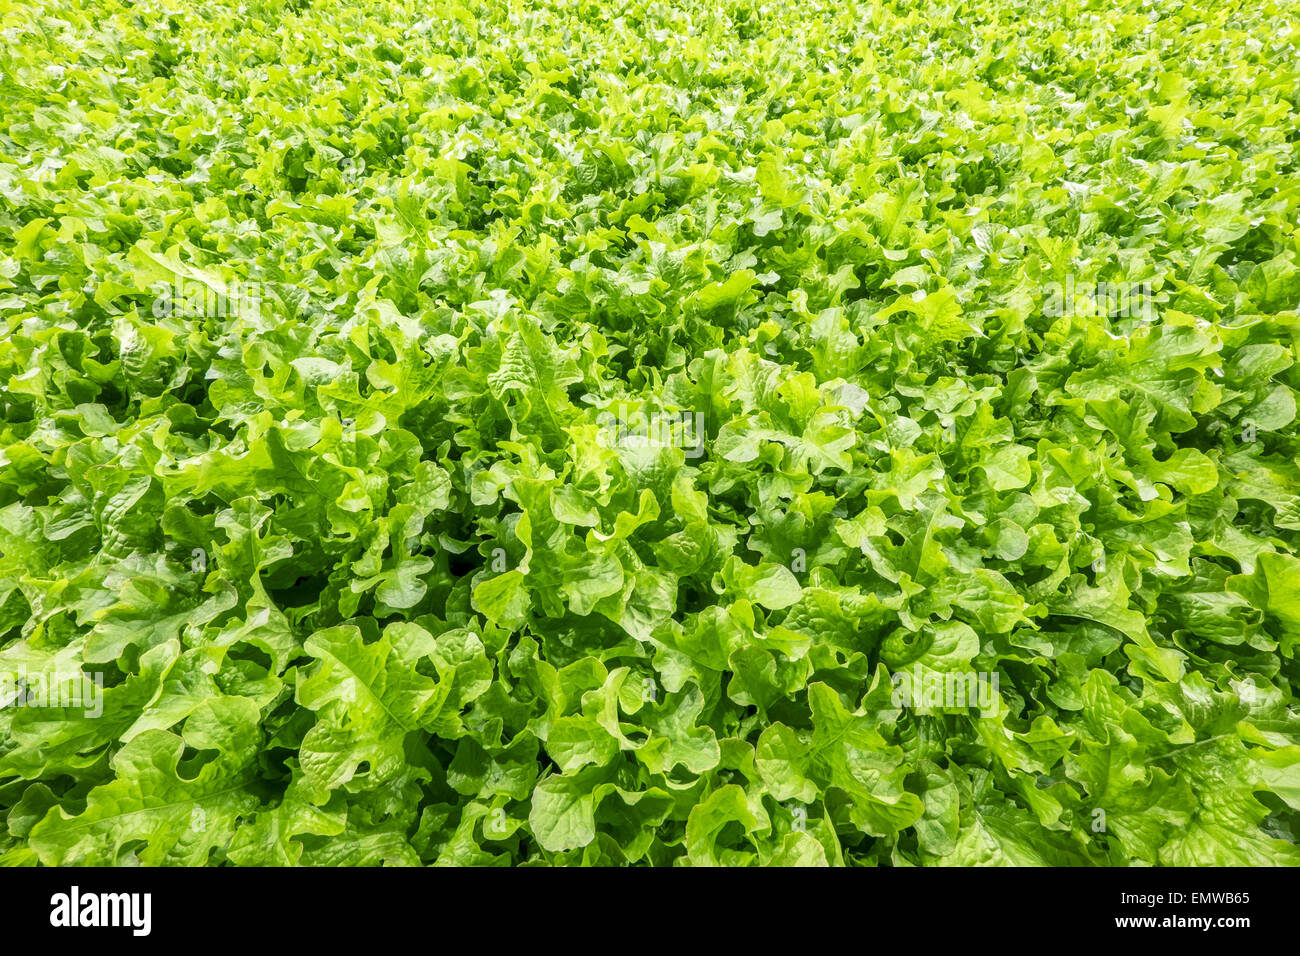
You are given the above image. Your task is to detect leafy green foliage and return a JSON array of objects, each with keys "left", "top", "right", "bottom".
[{"left": 1, "top": 0, "right": 1299, "bottom": 866}]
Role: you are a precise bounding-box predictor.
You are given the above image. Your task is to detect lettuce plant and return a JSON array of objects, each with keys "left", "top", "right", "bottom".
[{"left": 1, "top": 0, "right": 1299, "bottom": 866}]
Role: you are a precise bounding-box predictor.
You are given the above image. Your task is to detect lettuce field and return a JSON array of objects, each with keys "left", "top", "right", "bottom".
[{"left": 2, "top": 0, "right": 1300, "bottom": 867}]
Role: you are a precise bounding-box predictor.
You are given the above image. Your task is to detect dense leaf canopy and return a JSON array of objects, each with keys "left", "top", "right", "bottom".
[{"left": 1, "top": 0, "right": 1299, "bottom": 865}]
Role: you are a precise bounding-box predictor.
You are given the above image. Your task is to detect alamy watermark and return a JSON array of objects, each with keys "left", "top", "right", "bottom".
[
  {"left": 1044, "top": 275, "right": 1155, "bottom": 321},
  {"left": 891, "top": 664, "right": 1001, "bottom": 718},
  {"left": 596, "top": 406, "right": 706, "bottom": 458},
  {"left": 152, "top": 276, "right": 263, "bottom": 319},
  {"left": 1, "top": 669, "right": 104, "bottom": 718},
  {"left": 50, "top": 886, "right": 151, "bottom": 936}
]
